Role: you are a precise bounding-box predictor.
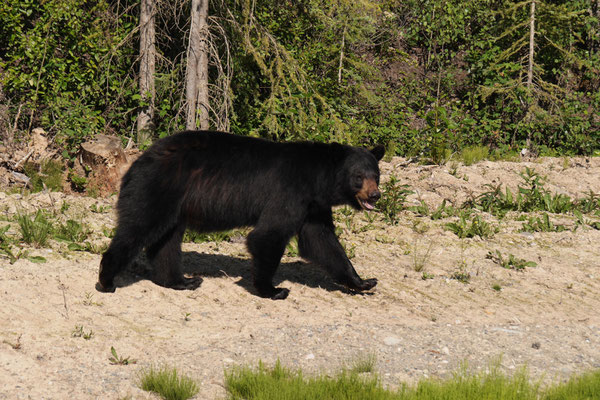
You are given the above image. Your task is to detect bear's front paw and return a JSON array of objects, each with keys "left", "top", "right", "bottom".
[
  {"left": 355, "top": 278, "right": 377, "bottom": 291},
  {"left": 256, "top": 285, "right": 290, "bottom": 300},
  {"left": 95, "top": 281, "right": 116, "bottom": 293}
]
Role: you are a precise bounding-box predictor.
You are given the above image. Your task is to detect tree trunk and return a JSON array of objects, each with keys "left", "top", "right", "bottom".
[
  {"left": 137, "top": 0, "right": 156, "bottom": 145},
  {"left": 185, "top": 0, "right": 210, "bottom": 131},
  {"left": 526, "top": 0, "right": 536, "bottom": 146},
  {"left": 527, "top": 0, "right": 535, "bottom": 91}
]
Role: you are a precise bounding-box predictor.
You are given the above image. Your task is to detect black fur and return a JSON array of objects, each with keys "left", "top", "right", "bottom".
[{"left": 97, "top": 130, "right": 384, "bottom": 300}]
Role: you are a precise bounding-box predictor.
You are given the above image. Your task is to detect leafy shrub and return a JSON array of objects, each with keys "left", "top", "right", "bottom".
[{"left": 377, "top": 176, "right": 413, "bottom": 224}]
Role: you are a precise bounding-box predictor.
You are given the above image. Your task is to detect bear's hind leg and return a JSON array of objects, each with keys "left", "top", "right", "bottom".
[
  {"left": 147, "top": 225, "right": 202, "bottom": 290},
  {"left": 247, "top": 228, "right": 293, "bottom": 300}
]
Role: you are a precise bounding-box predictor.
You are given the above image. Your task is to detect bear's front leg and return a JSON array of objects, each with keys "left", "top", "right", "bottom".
[
  {"left": 247, "top": 227, "right": 293, "bottom": 300},
  {"left": 298, "top": 215, "right": 377, "bottom": 292}
]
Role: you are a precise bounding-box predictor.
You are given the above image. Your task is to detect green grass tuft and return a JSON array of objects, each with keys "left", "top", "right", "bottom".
[
  {"left": 460, "top": 145, "right": 489, "bottom": 166},
  {"left": 225, "top": 360, "right": 600, "bottom": 400},
  {"left": 17, "top": 210, "right": 53, "bottom": 247},
  {"left": 544, "top": 369, "right": 600, "bottom": 400},
  {"left": 139, "top": 365, "right": 198, "bottom": 400}
]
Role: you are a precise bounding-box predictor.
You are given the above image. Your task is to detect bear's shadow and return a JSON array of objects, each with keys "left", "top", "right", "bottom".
[{"left": 115, "top": 251, "right": 365, "bottom": 297}]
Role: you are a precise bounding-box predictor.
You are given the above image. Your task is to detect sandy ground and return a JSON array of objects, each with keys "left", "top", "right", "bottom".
[{"left": 1, "top": 157, "right": 600, "bottom": 399}]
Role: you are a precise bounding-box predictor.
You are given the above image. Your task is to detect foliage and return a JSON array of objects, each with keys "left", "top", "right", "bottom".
[{"left": 0, "top": 0, "right": 599, "bottom": 155}]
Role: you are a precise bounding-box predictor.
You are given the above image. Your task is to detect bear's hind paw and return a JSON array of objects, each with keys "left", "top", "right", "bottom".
[{"left": 351, "top": 278, "right": 377, "bottom": 292}]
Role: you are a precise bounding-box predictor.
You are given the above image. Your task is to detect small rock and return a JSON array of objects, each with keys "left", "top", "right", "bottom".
[
  {"left": 383, "top": 336, "right": 401, "bottom": 346},
  {"left": 532, "top": 342, "right": 541, "bottom": 349},
  {"left": 441, "top": 346, "right": 450, "bottom": 355},
  {"left": 305, "top": 353, "right": 315, "bottom": 360}
]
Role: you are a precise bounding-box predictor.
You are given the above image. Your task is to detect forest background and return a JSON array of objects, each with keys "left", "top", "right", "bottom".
[{"left": 1, "top": 0, "right": 599, "bottom": 161}]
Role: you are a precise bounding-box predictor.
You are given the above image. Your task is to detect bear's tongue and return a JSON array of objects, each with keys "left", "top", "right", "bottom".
[{"left": 362, "top": 199, "right": 374, "bottom": 210}]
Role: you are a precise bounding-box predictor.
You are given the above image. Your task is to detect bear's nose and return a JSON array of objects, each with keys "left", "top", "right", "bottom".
[{"left": 368, "top": 191, "right": 381, "bottom": 202}]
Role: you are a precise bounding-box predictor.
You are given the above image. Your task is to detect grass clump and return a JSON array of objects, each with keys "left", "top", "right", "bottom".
[
  {"left": 544, "top": 369, "right": 600, "bottom": 400},
  {"left": 460, "top": 145, "right": 489, "bottom": 166},
  {"left": 17, "top": 210, "right": 53, "bottom": 247},
  {"left": 139, "top": 365, "right": 199, "bottom": 400},
  {"left": 226, "top": 360, "right": 392, "bottom": 400},
  {"left": 349, "top": 353, "right": 377, "bottom": 374},
  {"left": 226, "top": 360, "right": 600, "bottom": 400}
]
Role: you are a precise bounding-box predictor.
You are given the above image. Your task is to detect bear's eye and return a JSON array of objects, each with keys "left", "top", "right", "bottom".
[{"left": 352, "top": 175, "right": 363, "bottom": 188}]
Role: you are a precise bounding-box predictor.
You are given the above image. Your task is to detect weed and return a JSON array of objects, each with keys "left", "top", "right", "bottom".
[
  {"left": 68, "top": 170, "right": 88, "bottom": 192},
  {"left": 183, "top": 312, "right": 191, "bottom": 322},
  {"left": 377, "top": 176, "right": 413, "bottom": 225},
  {"left": 409, "top": 199, "right": 429, "bottom": 217},
  {"left": 82, "top": 292, "right": 103, "bottom": 307},
  {"left": 17, "top": 210, "right": 53, "bottom": 247},
  {"left": 60, "top": 201, "right": 70, "bottom": 213},
  {"left": 183, "top": 229, "right": 233, "bottom": 244},
  {"left": 445, "top": 214, "right": 497, "bottom": 239},
  {"left": 72, "top": 325, "right": 94, "bottom": 340},
  {"left": 102, "top": 227, "right": 115, "bottom": 238},
  {"left": 109, "top": 346, "right": 136, "bottom": 365},
  {"left": 450, "top": 270, "right": 471, "bottom": 283},
  {"left": 430, "top": 199, "right": 455, "bottom": 220},
  {"left": 448, "top": 162, "right": 459, "bottom": 177},
  {"left": 422, "top": 272, "right": 434, "bottom": 280},
  {"left": 520, "top": 213, "right": 567, "bottom": 233},
  {"left": 56, "top": 219, "right": 91, "bottom": 242},
  {"left": 89, "top": 203, "right": 111, "bottom": 213},
  {"left": 486, "top": 250, "right": 537, "bottom": 270},
  {"left": 139, "top": 365, "right": 199, "bottom": 400},
  {"left": 492, "top": 283, "right": 502, "bottom": 291},
  {"left": 2, "top": 334, "right": 22, "bottom": 350},
  {"left": 0, "top": 225, "right": 19, "bottom": 263},
  {"left": 411, "top": 240, "right": 434, "bottom": 272},
  {"left": 286, "top": 237, "right": 299, "bottom": 257},
  {"left": 464, "top": 168, "right": 581, "bottom": 216}
]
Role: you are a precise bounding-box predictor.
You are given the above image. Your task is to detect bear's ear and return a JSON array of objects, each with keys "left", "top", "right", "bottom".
[{"left": 370, "top": 145, "right": 385, "bottom": 161}]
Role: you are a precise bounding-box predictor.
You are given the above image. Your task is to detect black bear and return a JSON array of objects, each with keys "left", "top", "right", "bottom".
[{"left": 97, "top": 130, "right": 384, "bottom": 300}]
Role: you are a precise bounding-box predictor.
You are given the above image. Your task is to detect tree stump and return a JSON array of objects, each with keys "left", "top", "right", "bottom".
[{"left": 78, "top": 135, "right": 131, "bottom": 195}]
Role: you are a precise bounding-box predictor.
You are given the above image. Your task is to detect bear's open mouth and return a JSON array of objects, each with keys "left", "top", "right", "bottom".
[{"left": 357, "top": 196, "right": 376, "bottom": 211}]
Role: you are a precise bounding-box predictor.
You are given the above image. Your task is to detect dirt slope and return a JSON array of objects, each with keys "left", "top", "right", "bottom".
[{"left": 1, "top": 157, "right": 599, "bottom": 399}]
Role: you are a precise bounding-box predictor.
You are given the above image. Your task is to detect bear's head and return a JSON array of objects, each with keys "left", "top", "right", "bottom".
[{"left": 338, "top": 145, "right": 385, "bottom": 211}]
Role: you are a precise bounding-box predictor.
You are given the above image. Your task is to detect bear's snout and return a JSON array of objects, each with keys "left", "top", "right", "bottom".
[{"left": 368, "top": 190, "right": 381, "bottom": 203}]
